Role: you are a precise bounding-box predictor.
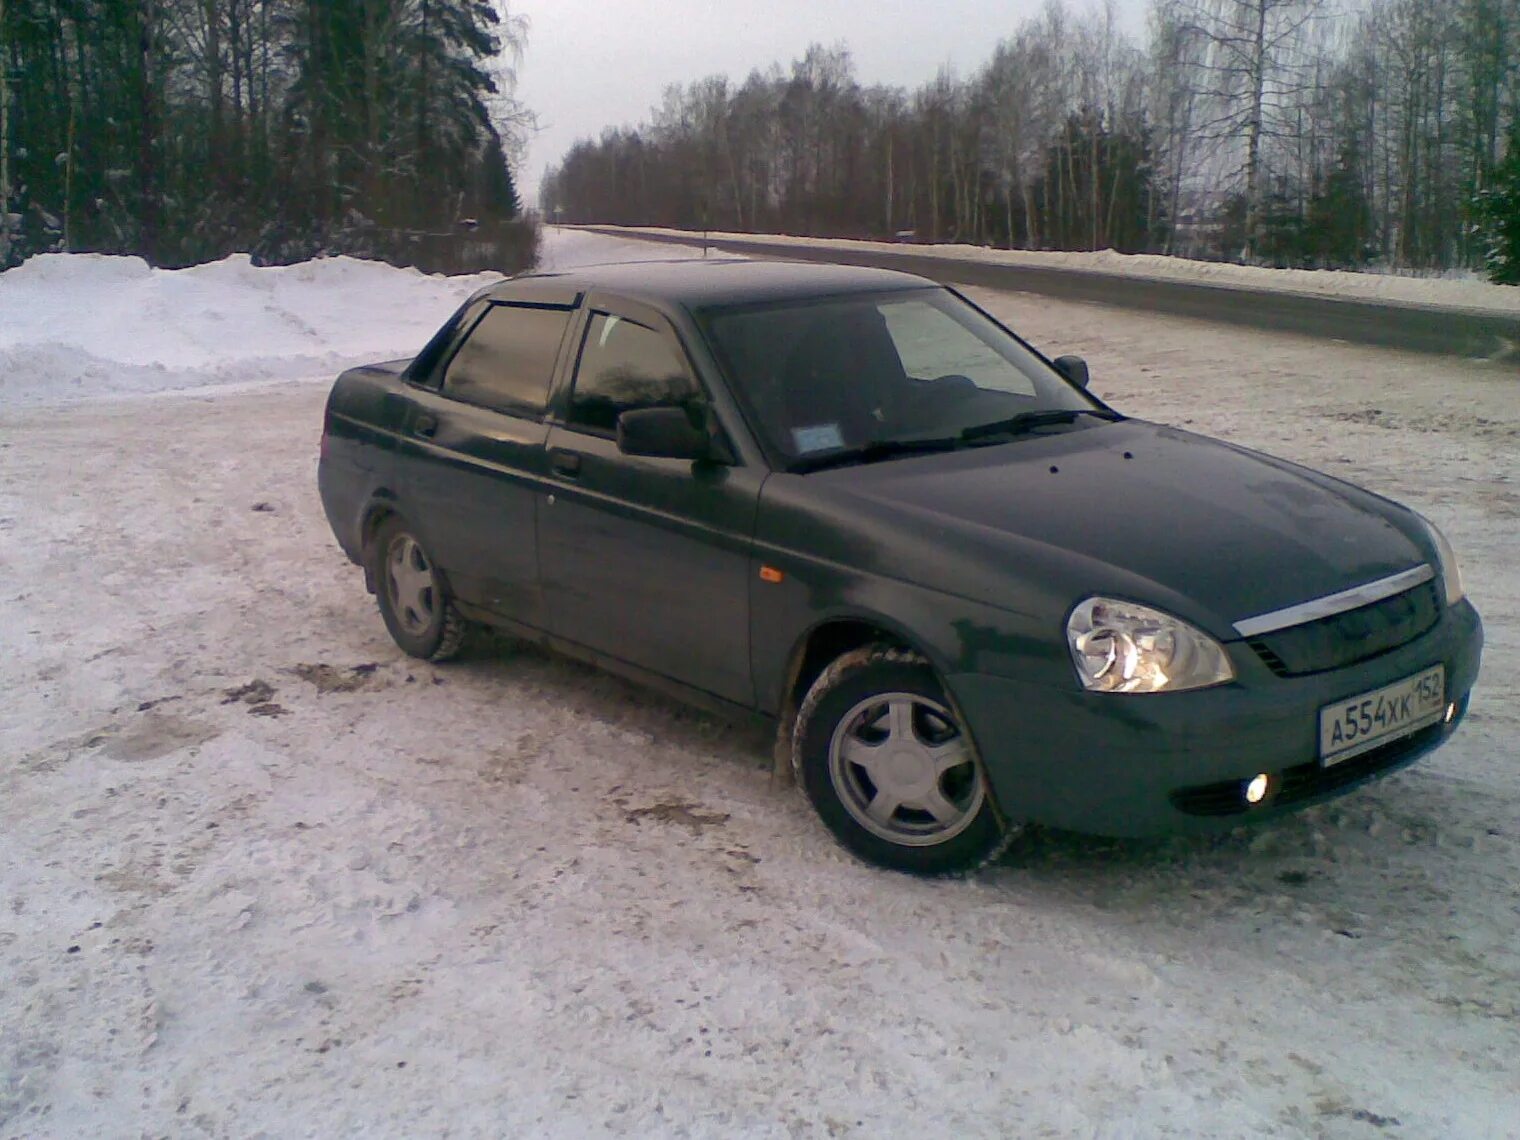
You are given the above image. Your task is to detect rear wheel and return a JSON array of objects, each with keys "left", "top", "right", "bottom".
[
  {"left": 370, "top": 517, "right": 467, "bottom": 662},
  {"left": 794, "top": 647, "right": 1011, "bottom": 875}
]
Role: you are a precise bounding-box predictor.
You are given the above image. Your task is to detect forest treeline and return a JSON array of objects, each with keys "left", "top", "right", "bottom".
[
  {"left": 0, "top": 0, "right": 536, "bottom": 271},
  {"left": 542, "top": 0, "right": 1520, "bottom": 281}
]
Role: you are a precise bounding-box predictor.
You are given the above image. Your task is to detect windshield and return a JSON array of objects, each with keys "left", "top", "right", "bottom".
[{"left": 696, "top": 287, "right": 1107, "bottom": 468}]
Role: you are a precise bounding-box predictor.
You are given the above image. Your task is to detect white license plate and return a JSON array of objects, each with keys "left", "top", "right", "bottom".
[{"left": 1318, "top": 665, "right": 1445, "bottom": 766}]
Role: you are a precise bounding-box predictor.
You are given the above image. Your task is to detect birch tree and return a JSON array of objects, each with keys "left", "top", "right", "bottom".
[{"left": 1167, "top": 0, "right": 1328, "bottom": 260}]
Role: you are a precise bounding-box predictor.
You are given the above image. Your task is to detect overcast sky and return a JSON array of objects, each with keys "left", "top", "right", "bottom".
[{"left": 509, "top": 0, "right": 1152, "bottom": 206}]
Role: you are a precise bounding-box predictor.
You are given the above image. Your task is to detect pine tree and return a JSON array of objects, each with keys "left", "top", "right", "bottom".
[
  {"left": 281, "top": 0, "right": 521, "bottom": 245},
  {"left": 1473, "top": 127, "right": 1520, "bottom": 285},
  {"left": 0, "top": 0, "right": 12, "bottom": 268},
  {"left": 1306, "top": 141, "right": 1373, "bottom": 269}
]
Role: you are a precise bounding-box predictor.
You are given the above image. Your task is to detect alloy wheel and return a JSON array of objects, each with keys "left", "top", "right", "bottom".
[{"left": 827, "top": 692, "right": 984, "bottom": 847}]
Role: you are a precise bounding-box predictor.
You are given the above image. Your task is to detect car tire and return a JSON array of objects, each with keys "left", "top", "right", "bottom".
[
  {"left": 370, "top": 517, "right": 468, "bottom": 662},
  {"left": 793, "top": 646, "right": 1012, "bottom": 875}
]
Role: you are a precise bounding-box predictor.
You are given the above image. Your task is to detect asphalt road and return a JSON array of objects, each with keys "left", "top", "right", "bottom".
[{"left": 583, "top": 226, "right": 1520, "bottom": 361}]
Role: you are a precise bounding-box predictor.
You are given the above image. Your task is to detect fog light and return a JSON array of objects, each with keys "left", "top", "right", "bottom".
[
  {"left": 1245, "top": 773, "right": 1271, "bottom": 805},
  {"left": 1445, "top": 702, "right": 1457, "bottom": 724}
]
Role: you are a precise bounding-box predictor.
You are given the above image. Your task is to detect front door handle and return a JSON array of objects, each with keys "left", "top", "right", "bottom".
[
  {"left": 413, "top": 412, "right": 438, "bottom": 439},
  {"left": 550, "top": 449, "right": 582, "bottom": 477}
]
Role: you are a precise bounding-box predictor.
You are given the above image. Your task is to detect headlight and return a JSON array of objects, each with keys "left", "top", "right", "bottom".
[
  {"left": 1416, "top": 513, "right": 1465, "bottom": 606},
  {"left": 1067, "top": 597, "right": 1235, "bottom": 694}
]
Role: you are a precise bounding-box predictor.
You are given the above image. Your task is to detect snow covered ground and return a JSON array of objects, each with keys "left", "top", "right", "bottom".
[
  {"left": 610, "top": 225, "right": 1520, "bottom": 315},
  {"left": 2, "top": 230, "right": 1518, "bottom": 1138}
]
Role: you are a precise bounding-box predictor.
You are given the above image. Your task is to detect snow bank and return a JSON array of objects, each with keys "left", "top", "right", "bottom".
[
  {"left": 611, "top": 226, "right": 1520, "bottom": 315},
  {"left": 0, "top": 253, "right": 503, "bottom": 407},
  {"left": 0, "top": 232, "right": 721, "bottom": 409}
]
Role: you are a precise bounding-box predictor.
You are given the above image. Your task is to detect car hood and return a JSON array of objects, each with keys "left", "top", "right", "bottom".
[{"left": 812, "top": 419, "right": 1429, "bottom": 635}]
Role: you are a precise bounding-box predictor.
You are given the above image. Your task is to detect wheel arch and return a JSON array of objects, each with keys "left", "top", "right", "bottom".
[
  {"left": 358, "top": 491, "right": 404, "bottom": 594},
  {"left": 769, "top": 614, "right": 932, "bottom": 785},
  {"left": 771, "top": 613, "right": 1013, "bottom": 840}
]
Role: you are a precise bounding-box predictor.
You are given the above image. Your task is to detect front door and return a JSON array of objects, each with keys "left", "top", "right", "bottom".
[{"left": 538, "top": 305, "right": 760, "bottom": 706}]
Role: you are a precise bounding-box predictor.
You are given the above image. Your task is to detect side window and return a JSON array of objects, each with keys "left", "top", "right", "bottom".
[
  {"left": 409, "top": 299, "right": 486, "bottom": 388},
  {"left": 567, "top": 313, "right": 701, "bottom": 435},
  {"left": 441, "top": 303, "right": 572, "bottom": 416}
]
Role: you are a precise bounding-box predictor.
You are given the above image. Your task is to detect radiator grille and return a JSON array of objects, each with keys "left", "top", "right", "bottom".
[{"left": 1248, "top": 582, "right": 1439, "bottom": 678}]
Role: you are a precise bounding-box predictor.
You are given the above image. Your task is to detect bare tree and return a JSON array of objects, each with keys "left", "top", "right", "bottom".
[
  {"left": 1168, "top": 0, "right": 1328, "bottom": 260},
  {"left": 542, "top": 0, "right": 1520, "bottom": 278},
  {"left": 979, "top": 29, "right": 1057, "bottom": 247},
  {"left": 1149, "top": 0, "right": 1211, "bottom": 252}
]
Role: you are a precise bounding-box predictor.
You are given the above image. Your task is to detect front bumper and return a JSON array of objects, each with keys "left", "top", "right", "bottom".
[{"left": 946, "top": 598, "right": 1483, "bottom": 837}]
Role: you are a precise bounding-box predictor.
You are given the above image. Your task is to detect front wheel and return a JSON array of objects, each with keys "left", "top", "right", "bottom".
[
  {"left": 369, "top": 517, "right": 467, "bottom": 662},
  {"left": 794, "top": 647, "right": 1011, "bottom": 875}
]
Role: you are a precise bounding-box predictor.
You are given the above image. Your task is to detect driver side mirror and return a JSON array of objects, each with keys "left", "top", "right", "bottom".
[
  {"left": 617, "top": 406, "right": 726, "bottom": 462},
  {"left": 1053, "top": 355, "right": 1091, "bottom": 390}
]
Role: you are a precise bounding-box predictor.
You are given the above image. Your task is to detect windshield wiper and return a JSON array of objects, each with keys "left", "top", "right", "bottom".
[
  {"left": 788, "top": 408, "right": 1123, "bottom": 472},
  {"left": 959, "top": 407, "right": 1122, "bottom": 442},
  {"left": 789, "top": 435, "right": 964, "bottom": 474}
]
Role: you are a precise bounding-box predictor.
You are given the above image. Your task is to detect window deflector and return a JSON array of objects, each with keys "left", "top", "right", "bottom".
[{"left": 438, "top": 302, "right": 576, "bottom": 418}]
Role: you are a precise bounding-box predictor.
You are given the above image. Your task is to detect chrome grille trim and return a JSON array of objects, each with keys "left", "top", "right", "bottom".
[{"left": 1232, "top": 565, "right": 1435, "bottom": 639}]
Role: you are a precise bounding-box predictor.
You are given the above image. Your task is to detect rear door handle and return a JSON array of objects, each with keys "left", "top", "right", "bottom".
[
  {"left": 550, "top": 449, "right": 582, "bottom": 478},
  {"left": 413, "top": 412, "right": 438, "bottom": 439}
]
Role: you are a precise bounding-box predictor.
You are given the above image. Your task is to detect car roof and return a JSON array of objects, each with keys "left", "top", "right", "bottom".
[{"left": 485, "top": 257, "right": 936, "bottom": 311}]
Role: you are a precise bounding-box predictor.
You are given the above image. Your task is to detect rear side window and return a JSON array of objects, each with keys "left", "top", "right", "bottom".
[
  {"left": 567, "top": 313, "right": 700, "bottom": 434},
  {"left": 442, "top": 303, "right": 572, "bottom": 416}
]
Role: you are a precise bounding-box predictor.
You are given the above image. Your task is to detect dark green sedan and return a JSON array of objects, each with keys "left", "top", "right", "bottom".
[{"left": 318, "top": 259, "right": 1483, "bottom": 874}]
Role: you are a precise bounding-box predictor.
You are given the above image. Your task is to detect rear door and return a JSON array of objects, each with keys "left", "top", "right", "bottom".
[
  {"left": 538, "top": 300, "right": 762, "bottom": 706},
  {"left": 395, "top": 297, "right": 577, "bottom": 629}
]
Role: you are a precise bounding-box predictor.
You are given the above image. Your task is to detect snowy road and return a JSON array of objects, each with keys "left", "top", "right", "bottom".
[{"left": 2, "top": 232, "right": 1518, "bottom": 1138}]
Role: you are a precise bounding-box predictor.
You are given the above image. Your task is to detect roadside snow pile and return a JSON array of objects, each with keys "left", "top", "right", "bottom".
[
  {"left": 613, "top": 226, "right": 1520, "bottom": 314},
  {"left": 0, "top": 253, "right": 503, "bottom": 408},
  {"left": 0, "top": 232, "right": 721, "bottom": 410}
]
